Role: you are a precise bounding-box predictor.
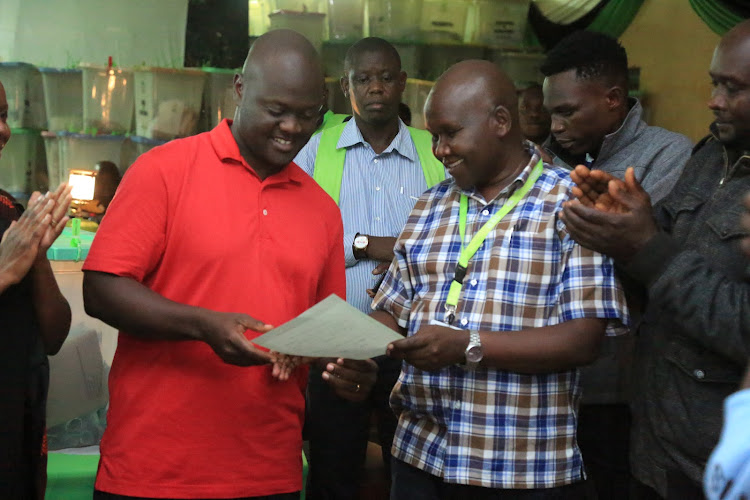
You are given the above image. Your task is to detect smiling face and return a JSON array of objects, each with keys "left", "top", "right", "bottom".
[
  {"left": 0, "top": 81, "right": 10, "bottom": 160},
  {"left": 231, "top": 53, "right": 324, "bottom": 178},
  {"left": 543, "top": 69, "right": 622, "bottom": 157},
  {"left": 425, "top": 86, "right": 500, "bottom": 192},
  {"left": 708, "top": 38, "right": 750, "bottom": 150},
  {"left": 341, "top": 49, "right": 406, "bottom": 127}
]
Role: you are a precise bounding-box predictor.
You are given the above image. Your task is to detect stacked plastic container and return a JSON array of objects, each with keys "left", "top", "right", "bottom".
[
  {"left": 403, "top": 79, "right": 434, "bottom": 130},
  {"left": 368, "top": 0, "right": 424, "bottom": 42},
  {"left": 57, "top": 133, "right": 127, "bottom": 180},
  {"left": 80, "top": 64, "right": 135, "bottom": 136},
  {"left": 202, "top": 67, "right": 237, "bottom": 131},
  {"left": 473, "top": 0, "right": 531, "bottom": 49},
  {"left": 0, "top": 62, "right": 47, "bottom": 129},
  {"left": 39, "top": 68, "right": 83, "bottom": 133},
  {"left": 327, "top": 0, "right": 364, "bottom": 41},
  {"left": 420, "top": 0, "right": 471, "bottom": 44},
  {"left": 133, "top": 67, "right": 206, "bottom": 140},
  {"left": 269, "top": 11, "right": 327, "bottom": 53}
]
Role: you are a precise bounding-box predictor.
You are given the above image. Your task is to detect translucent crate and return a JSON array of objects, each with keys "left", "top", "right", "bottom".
[
  {"left": 43, "top": 131, "right": 63, "bottom": 190},
  {"left": 420, "top": 0, "right": 471, "bottom": 44},
  {"left": 0, "top": 128, "right": 45, "bottom": 195},
  {"left": 0, "top": 62, "right": 47, "bottom": 129},
  {"left": 473, "top": 0, "right": 531, "bottom": 49},
  {"left": 201, "top": 67, "right": 237, "bottom": 131},
  {"left": 403, "top": 79, "right": 434, "bottom": 130},
  {"left": 327, "top": 0, "right": 364, "bottom": 41},
  {"left": 80, "top": 64, "right": 135, "bottom": 135},
  {"left": 368, "top": 0, "right": 423, "bottom": 42},
  {"left": 490, "top": 50, "right": 545, "bottom": 87},
  {"left": 39, "top": 68, "right": 84, "bottom": 132},
  {"left": 269, "top": 11, "right": 327, "bottom": 53},
  {"left": 57, "top": 132, "right": 127, "bottom": 181},
  {"left": 134, "top": 67, "right": 206, "bottom": 140}
]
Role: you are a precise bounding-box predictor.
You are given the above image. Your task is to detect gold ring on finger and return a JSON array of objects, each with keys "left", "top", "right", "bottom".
[{"left": 355, "top": 383, "right": 361, "bottom": 393}]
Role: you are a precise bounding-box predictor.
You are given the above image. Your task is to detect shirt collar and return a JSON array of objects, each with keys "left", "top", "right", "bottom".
[
  {"left": 336, "top": 118, "right": 417, "bottom": 162},
  {"left": 595, "top": 97, "right": 646, "bottom": 163},
  {"left": 456, "top": 141, "right": 543, "bottom": 204},
  {"left": 209, "top": 119, "right": 306, "bottom": 185}
]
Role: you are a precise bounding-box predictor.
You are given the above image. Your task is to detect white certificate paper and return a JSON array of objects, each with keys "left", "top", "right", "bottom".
[{"left": 252, "top": 294, "right": 403, "bottom": 359}]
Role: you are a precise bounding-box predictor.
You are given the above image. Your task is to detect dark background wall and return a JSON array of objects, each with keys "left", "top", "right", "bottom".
[{"left": 185, "top": 0, "right": 249, "bottom": 68}]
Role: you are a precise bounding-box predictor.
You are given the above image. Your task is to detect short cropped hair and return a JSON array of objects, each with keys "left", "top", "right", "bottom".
[
  {"left": 540, "top": 31, "right": 628, "bottom": 89},
  {"left": 344, "top": 37, "right": 402, "bottom": 74}
]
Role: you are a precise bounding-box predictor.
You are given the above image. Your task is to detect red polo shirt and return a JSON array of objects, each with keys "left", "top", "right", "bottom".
[{"left": 83, "top": 120, "right": 345, "bottom": 498}]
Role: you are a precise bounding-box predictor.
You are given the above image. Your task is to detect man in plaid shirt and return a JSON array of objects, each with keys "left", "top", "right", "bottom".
[{"left": 370, "top": 60, "right": 630, "bottom": 499}]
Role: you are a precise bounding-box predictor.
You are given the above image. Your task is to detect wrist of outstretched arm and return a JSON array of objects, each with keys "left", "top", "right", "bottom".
[{"left": 621, "top": 231, "right": 681, "bottom": 287}]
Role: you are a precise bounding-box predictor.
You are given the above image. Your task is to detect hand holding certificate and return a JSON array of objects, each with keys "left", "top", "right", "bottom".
[{"left": 253, "top": 294, "right": 404, "bottom": 359}]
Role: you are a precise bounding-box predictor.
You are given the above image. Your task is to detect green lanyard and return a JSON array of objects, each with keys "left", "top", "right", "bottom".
[{"left": 444, "top": 160, "right": 544, "bottom": 325}]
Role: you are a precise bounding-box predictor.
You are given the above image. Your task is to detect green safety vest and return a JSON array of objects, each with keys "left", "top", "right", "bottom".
[
  {"left": 316, "top": 110, "right": 350, "bottom": 132},
  {"left": 312, "top": 122, "right": 445, "bottom": 205}
]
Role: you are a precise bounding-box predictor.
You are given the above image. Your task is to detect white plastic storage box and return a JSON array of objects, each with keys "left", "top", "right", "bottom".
[
  {"left": 490, "top": 51, "right": 545, "bottom": 87},
  {"left": 403, "top": 79, "right": 434, "bottom": 130},
  {"left": 420, "top": 0, "right": 471, "bottom": 44},
  {"left": 39, "top": 68, "right": 83, "bottom": 132},
  {"left": 473, "top": 0, "right": 531, "bottom": 49},
  {"left": 57, "top": 132, "right": 127, "bottom": 181},
  {"left": 327, "top": 0, "right": 364, "bottom": 41},
  {"left": 134, "top": 67, "right": 206, "bottom": 140},
  {"left": 368, "top": 0, "right": 424, "bottom": 42},
  {"left": 269, "top": 11, "right": 327, "bottom": 53},
  {"left": 202, "top": 67, "right": 237, "bottom": 131},
  {"left": 0, "top": 128, "right": 45, "bottom": 197},
  {"left": 80, "top": 64, "right": 135, "bottom": 136},
  {"left": 47, "top": 230, "right": 117, "bottom": 431},
  {"left": 43, "top": 131, "right": 63, "bottom": 190},
  {"left": 0, "top": 62, "right": 47, "bottom": 129}
]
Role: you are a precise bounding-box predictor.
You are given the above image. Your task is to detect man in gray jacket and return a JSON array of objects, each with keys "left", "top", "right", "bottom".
[
  {"left": 541, "top": 31, "right": 693, "bottom": 500},
  {"left": 560, "top": 19, "right": 750, "bottom": 498}
]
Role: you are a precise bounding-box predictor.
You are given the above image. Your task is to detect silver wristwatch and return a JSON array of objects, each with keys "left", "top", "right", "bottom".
[{"left": 465, "top": 330, "right": 483, "bottom": 367}]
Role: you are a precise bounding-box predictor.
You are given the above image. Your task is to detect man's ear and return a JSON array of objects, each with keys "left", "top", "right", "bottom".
[
  {"left": 604, "top": 85, "right": 627, "bottom": 111},
  {"left": 233, "top": 73, "right": 243, "bottom": 102},
  {"left": 340, "top": 76, "right": 350, "bottom": 99},
  {"left": 491, "top": 105, "right": 513, "bottom": 139}
]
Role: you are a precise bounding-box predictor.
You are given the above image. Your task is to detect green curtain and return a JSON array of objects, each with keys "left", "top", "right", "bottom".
[
  {"left": 525, "top": 0, "right": 645, "bottom": 48},
  {"left": 587, "top": 0, "right": 645, "bottom": 37},
  {"left": 689, "top": 0, "right": 744, "bottom": 35}
]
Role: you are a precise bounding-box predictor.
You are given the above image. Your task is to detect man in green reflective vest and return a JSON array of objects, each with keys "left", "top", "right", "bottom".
[{"left": 294, "top": 37, "right": 444, "bottom": 500}]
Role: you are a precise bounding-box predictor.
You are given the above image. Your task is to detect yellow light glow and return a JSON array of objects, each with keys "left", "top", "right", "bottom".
[{"left": 68, "top": 170, "right": 97, "bottom": 201}]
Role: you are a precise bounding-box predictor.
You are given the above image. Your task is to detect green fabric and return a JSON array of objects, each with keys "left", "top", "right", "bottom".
[
  {"left": 316, "top": 110, "right": 350, "bottom": 132},
  {"left": 689, "top": 0, "right": 743, "bottom": 35},
  {"left": 525, "top": 0, "right": 645, "bottom": 48},
  {"left": 46, "top": 452, "right": 100, "bottom": 500},
  {"left": 313, "top": 123, "right": 445, "bottom": 205}
]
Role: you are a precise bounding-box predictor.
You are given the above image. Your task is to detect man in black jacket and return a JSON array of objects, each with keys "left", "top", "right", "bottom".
[{"left": 560, "top": 19, "right": 750, "bottom": 500}]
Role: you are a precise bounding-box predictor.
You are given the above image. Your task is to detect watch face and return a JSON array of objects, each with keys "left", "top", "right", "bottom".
[
  {"left": 354, "top": 235, "right": 368, "bottom": 249},
  {"left": 466, "top": 344, "right": 483, "bottom": 363}
]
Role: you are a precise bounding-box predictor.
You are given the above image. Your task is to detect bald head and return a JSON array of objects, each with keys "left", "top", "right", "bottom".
[
  {"left": 231, "top": 29, "right": 326, "bottom": 180},
  {"left": 720, "top": 18, "right": 750, "bottom": 53},
  {"left": 425, "top": 60, "right": 531, "bottom": 196},
  {"left": 428, "top": 60, "right": 521, "bottom": 140},
  {"left": 708, "top": 19, "right": 750, "bottom": 149},
  {"left": 243, "top": 29, "right": 323, "bottom": 84}
]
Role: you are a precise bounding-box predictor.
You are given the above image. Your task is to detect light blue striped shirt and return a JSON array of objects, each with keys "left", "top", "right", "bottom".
[{"left": 294, "top": 118, "right": 433, "bottom": 313}]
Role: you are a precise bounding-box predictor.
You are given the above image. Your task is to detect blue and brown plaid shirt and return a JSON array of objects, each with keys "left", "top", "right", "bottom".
[{"left": 372, "top": 146, "right": 629, "bottom": 489}]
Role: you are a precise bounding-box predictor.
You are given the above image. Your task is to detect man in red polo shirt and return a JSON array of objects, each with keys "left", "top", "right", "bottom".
[{"left": 82, "top": 30, "right": 376, "bottom": 500}]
